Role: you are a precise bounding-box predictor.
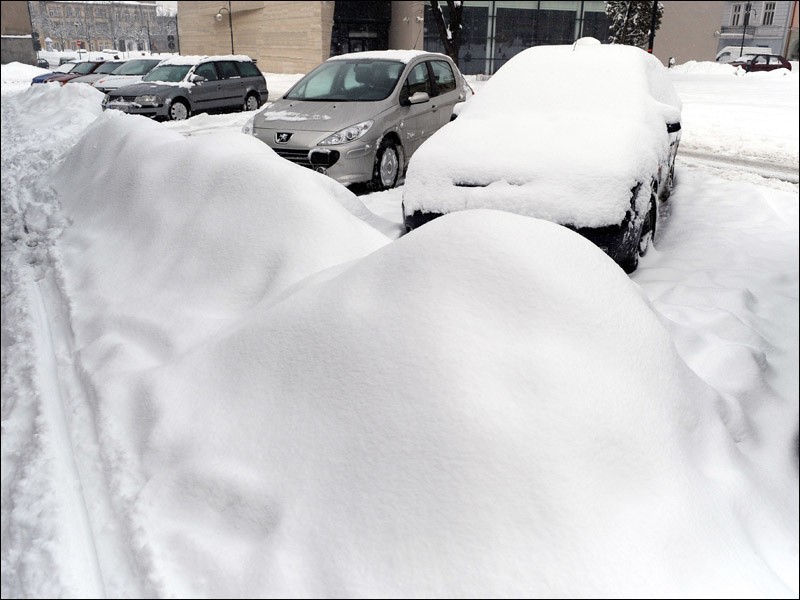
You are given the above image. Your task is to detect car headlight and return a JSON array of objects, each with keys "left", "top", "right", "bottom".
[
  {"left": 242, "top": 115, "right": 255, "bottom": 136},
  {"left": 134, "top": 94, "right": 161, "bottom": 105},
  {"left": 318, "top": 120, "right": 373, "bottom": 145}
]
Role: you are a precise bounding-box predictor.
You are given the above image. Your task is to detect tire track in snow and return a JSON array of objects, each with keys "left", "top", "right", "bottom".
[
  {"left": 36, "top": 263, "right": 153, "bottom": 598},
  {"left": 27, "top": 274, "right": 107, "bottom": 597},
  {"left": 678, "top": 148, "right": 799, "bottom": 184}
]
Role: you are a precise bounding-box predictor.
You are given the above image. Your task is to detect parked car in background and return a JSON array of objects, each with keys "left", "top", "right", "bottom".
[
  {"left": 46, "top": 60, "right": 108, "bottom": 85},
  {"left": 35, "top": 58, "right": 50, "bottom": 69},
  {"left": 66, "top": 60, "right": 127, "bottom": 85},
  {"left": 93, "top": 58, "right": 164, "bottom": 93},
  {"left": 715, "top": 45, "right": 771, "bottom": 63},
  {"left": 249, "top": 50, "right": 471, "bottom": 191},
  {"left": 102, "top": 55, "right": 268, "bottom": 121},
  {"left": 401, "top": 38, "right": 682, "bottom": 273},
  {"left": 30, "top": 61, "right": 81, "bottom": 84},
  {"left": 730, "top": 53, "right": 792, "bottom": 72}
]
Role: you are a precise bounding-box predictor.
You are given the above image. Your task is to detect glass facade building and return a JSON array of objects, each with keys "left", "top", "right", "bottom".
[{"left": 424, "top": 1, "right": 609, "bottom": 74}]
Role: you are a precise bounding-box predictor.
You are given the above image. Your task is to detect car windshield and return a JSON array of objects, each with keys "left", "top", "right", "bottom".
[
  {"left": 142, "top": 64, "right": 192, "bottom": 83},
  {"left": 285, "top": 59, "right": 404, "bottom": 102},
  {"left": 96, "top": 61, "right": 125, "bottom": 74},
  {"left": 71, "top": 62, "right": 98, "bottom": 75},
  {"left": 54, "top": 63, "right": 77, "bottom": 73},
  {"left": 114, "top": 59, "right": 161, "bottom": 76}
]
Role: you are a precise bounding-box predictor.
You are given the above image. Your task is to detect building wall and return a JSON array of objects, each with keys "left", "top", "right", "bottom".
[
  {"left": 177, "top": 1, "right": 334, "bottom": 73},
  {"left": 1, "top": 1, "right": 36, "bottom": 65},
  {"left": 786, "top": 0, "right": 799, "bottom": 56},
  {"left": 653, "top": 1, "right": 725, "bottom": 64},
  {"left": 389, "top": 0, "right": 424, "bottom": 50}
]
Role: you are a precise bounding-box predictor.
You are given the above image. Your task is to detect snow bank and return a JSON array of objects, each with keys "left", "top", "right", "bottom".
[
  {"left": 61, "top": 206, "right": 793, "bottom": 597},
  {"left": 671, "top": 60, "right": 737, "bottom": 75},
  {"left": 54, "top": 111, "right": 390, "bottom": 359}
]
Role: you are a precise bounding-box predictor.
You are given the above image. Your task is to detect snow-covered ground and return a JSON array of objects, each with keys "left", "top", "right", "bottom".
[{"left": 1, "top": 59, "right": 798, "bottom": 598}]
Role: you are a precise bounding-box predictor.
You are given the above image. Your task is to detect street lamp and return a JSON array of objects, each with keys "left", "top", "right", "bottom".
[
  {"left": 215, "top": 3, "right": 234, "bottom": 54},
  {"left": 739, "top": 2, "right": 756, "bottom": 58}
]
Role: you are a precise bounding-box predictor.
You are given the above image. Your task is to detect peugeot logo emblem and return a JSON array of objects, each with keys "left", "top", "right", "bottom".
[{"left": 275, "top": 132, "right": 292, "bottom": 144}]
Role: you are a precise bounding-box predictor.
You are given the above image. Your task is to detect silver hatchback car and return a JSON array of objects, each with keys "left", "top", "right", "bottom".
[{"left": 250, "top": 50, "right": 471, "bottom": 190}]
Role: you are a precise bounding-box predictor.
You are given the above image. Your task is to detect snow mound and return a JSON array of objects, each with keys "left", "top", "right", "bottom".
[
  {"left": 671, "top": 60, "right": 737, "bottom": 75},
  {"left": 54, "top": 112, "right": 389, "bottom": 360},
  {"left": 92, "top": 210, "right": 793, "bottom": 597}
]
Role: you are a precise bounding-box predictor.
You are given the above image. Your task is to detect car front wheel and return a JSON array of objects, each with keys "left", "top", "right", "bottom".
[
  {"left": 168, "top": 99, "right": 190, "bottom": 121},
  {"left": 369, "top": 138, "right": 401, "bottom": 191}
]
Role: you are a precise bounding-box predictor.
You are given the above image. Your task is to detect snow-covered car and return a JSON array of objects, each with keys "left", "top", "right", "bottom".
[
  {"left": 101, "top": 55, "right": 268, "bottom": 121},
  {"left": 93, "top": 58, "right": 164, "bottom": 93},
  {"left": 401, "top": 38, "right": 683, "bottom": 273},
  {"left": 249, "top": 50, "right": 472, "bottom": 191}
]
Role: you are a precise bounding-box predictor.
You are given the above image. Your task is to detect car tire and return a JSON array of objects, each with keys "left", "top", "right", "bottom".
[
  {"left": 369, "top": 138, "right": 401, "bottom": 191},
  {"left": 622, "top": 196, "right": 656, "bottom": 274},
  {"left": 168, "top": 99, "right": 190, "bottom": 121},
  {"left": 243, "top": 93, "right": 260, "bottom": 112}
]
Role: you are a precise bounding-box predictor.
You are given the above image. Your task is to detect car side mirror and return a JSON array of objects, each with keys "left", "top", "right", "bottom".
[
  {"left": 409, "top": 91, "right": 430, "bottom": 105},
  {"left": 190, "top": 74, "right": 206, "bottom": 84}
]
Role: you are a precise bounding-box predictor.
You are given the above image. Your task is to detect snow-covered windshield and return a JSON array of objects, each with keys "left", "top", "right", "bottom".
[
  {"left": 143, "top": 64, "right": 192, "bottom": 83},
  {"left": 71, "top": 62, "right": 98, "bottom": 75},
  {"left": 54, "top": 63, "right": 77, "bottom": 73},
  {"left": 95, "top": 61, "right": 125, "bottom": 74},
  {"left": 286, "top": 60, "right": 404, "bottom": 102},
  {"left": 114, "top": 59, "right": 161, "bottom": 76}
]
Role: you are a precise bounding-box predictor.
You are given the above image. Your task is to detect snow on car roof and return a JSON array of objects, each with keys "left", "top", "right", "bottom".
[
  {"left": 158, "top": 54, "right": 256, "bottom": 66},
  {"left": 403, "top": 41, "right": 682, "bottom": 229},
  {"left": 327, "top": 50, "right": 433, "bottom": 63}
]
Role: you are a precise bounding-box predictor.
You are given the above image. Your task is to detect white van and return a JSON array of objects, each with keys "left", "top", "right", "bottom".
[{"left": 716, "top": 46, "right": 771, "bottom": 63}]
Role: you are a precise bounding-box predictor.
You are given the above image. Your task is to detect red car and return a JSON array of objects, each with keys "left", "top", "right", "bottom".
[
  {"left": 47, "top": 61, "right": 108, "bottom": 85},
  {"left": 731, "top": 53, "right": 792, "bottom": 72}
]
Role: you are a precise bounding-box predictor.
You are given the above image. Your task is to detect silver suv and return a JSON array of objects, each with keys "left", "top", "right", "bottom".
[{"left": 250, "top": 50, "right": 471, "bottom": 191}]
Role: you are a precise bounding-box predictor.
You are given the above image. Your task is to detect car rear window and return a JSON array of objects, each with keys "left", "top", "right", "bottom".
[
  {"left": 430, "top": 60, "right": 456, "bottom": 94},
  {"left": 237, "top": 61, "right": 261, "bottom": 77},
  {"left": 216, "top": 61, "right": 241, "bottom": 79}
]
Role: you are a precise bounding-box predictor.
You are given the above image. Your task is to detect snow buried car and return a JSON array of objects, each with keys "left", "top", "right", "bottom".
[{"left": 401, "top": 38, "right": 682, "bottom": 273}]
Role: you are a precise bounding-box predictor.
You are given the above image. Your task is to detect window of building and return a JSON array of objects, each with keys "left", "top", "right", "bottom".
[
  {"left": 731, "top": 3, "right": 742, "bottom": 26},
  {"left": 48, "top": 7, "right": 60, "bottom": 18},
  {"left": 762, "top": 2, "right": 776, "bottom": 25}
]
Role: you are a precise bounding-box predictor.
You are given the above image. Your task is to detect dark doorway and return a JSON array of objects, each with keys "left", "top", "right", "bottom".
[{"left": 330, "top": 1, "right": 391, "bottom": 56}]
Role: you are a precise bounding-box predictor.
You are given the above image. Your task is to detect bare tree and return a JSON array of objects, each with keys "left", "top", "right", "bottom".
[{"left": 428, "top": 1, "right": 464, "bottom": 64}]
